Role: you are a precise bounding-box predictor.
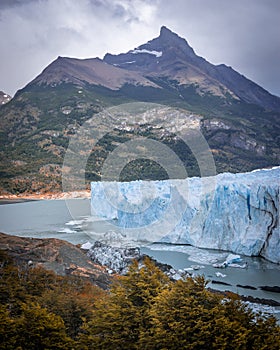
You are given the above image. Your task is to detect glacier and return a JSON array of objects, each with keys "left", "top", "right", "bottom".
[{"left": 91, "top": 167, "right": 280, "bottom": 264}]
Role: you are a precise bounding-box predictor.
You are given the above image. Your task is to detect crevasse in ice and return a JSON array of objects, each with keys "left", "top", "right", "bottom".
[{"left": 91, "top": 167, "right": 279, "bottom": 263}]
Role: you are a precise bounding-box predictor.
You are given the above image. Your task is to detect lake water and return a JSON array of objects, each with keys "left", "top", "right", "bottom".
[{"left": 1, "top": 198, "right": 280, "bottom": 312}]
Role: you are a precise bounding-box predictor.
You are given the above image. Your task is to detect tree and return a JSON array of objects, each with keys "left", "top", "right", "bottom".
[
  {"left": 2, "top": 250, "right": 280, "bottom": 350},
  {"left": 0, "top": 250, "right": 103, "bottom": 348},
  {"left": 140, "top": 276, "right": 280, "bottom": 349},
  {"left": 79, "top": 259, "right": 280, "bottom": 350},
  {"left": 39, "top": 280, "right": 103, "bottom": 339},
  {"left": 14, "top": 302, "right": 74, "bottom": 350},
  {"left": 78, "top": 257, "right": 170, "bottom": 349},
  {"left": 0, "top": 306, "right": 18, "bottom": 350}
]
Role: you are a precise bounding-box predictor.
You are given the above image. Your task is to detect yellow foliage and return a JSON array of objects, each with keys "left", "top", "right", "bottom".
[{"left": 1, "top": 250, "right": 280, "bottom": 350}]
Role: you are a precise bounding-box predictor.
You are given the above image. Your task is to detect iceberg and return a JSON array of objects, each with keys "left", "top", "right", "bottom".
[
  {"left": 213, "top": 254, "right": 247, "bottom": 269},
  {"left": 91, "top": 167, "right": 280, "bottom": 263},
  {"left": 86, "top": 241, "right": 189, "bottom": 279},
  {"left": 81, "top": 241, "right": 94, "bottom": 250},
  {"left": 215, "top": 272, "right": 227, "bottom": 278},
  {"left": 225, "top": 254, "right": 242, "bottom": 265}
]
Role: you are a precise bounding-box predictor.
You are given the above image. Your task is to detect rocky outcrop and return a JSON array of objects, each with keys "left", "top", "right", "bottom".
[
  {"left": 87, "top": 241, "right": 141, "bottom": 274},
  {"left": 0, "top": 232, "right": 111, "bottom": 289},
  {"left": 0, "top": 91, "right": 11, "bottom": 106},
  {"left": 202, "top": 119, "right": 266, "bottom": 156}
]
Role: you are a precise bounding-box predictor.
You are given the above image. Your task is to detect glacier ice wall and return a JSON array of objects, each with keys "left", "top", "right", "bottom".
[{"left": 91, "top": 167, "right": 280, "bottom": 263}]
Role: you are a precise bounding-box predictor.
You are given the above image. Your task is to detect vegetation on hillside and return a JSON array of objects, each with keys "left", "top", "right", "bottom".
[
  {"left": 1, "top": 250, "right": 279, "bottom": 349},
  {"left": 1, "top": 78, "right": 279, "bottom": 194}
]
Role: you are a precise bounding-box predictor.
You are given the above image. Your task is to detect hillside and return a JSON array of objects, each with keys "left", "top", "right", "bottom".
[
  {"left": 0, "top": 26, "right": 279, "bottom": 194},
  {"left": 0, "top": 232, "right": 111, "bottom": 289}
]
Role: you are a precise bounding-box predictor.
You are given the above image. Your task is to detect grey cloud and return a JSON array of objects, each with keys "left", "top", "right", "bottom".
[
  {"left": 87, "top": 0, "right": 135, "bottom": 21},
  {"left": 155, "top": 0, "right": 280, "bottom": 96},
  {"left": 0, "top": 0, "right": 38, "bottom": 10}
]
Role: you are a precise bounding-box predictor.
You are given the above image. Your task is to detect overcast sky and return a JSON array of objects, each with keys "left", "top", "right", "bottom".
[{"left": 0, "top": 0, "right": 279, "bottom": 97}]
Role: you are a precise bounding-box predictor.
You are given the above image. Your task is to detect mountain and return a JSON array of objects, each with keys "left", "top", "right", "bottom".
[
  {"left": 32, "top": 56, "right": 159, "bottom": 90},
  {"left": 104, "top": 26, "right": 280, "bottom": 111},
  {"left": 0, "top": 26, "right": 279, "bottom": 195},
  {"left": 0, "top": 91, "right": 11, "bottom": 106}
]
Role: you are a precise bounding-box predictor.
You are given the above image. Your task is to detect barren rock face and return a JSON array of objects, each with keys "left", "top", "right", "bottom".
[
  {"left": 0, "top": 232, "right": 111, "bottom": 289},
  {"left": 0, "top": 91, "right": 11, "bottom": 106}
]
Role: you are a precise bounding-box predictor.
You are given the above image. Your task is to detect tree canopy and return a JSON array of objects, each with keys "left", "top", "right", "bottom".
[
  {"left": 79, "top": 257, "right": 280, "bottom": 350},
  {"left": 1, "top": 251, "right": 279, "bottom": 349}
]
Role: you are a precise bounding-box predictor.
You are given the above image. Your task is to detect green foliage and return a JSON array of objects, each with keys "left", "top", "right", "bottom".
[
  {"left": 38, "top": 283, "right": 97, "bottom": 339},
  {"left": 0, "top": 306, "right": 18, "bottom": 350},
  {"left": 119, "top": 158, "right": 169, "bottom": 181},
  {"left": 140, "top": 277, "right": 251, "bottom": 349},
  {"left": 85, "top": 126, "right": 200, "bottom": 182},
  {"left": 1, "top": 78, "right": 279, "bottom": 193},
  {"left": 14, "top": 303, "right": 73, "bottom": 350}
]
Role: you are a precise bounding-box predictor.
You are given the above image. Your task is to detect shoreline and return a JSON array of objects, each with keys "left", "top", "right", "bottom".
[
  {"left": 0, "top": 198, "right": 39, "bottom": 205},
  {"left": 0, "top": 190, "right": 91, "bottom": 204}
]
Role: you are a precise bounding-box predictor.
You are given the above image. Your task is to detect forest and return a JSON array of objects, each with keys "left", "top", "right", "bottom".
[{"left": 1, "top": 250, "right": 280, "bottom": 350}]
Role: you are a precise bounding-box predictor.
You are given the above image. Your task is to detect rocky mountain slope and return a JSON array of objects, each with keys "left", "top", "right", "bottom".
[
  {"left": 0, "top": 232, "right": 111, "bottom": 289},
  {"left": 0, "top": 91, "right": 11, "bottom": 106},
  {"left": 32, "top": 56, "right": 159, "bottom": 90},
  {"left": 0, "top": 26, "right": 279, "bottom": 194},
  {"left": 105, "top": 26, "right": 280, "bottom": 111}
]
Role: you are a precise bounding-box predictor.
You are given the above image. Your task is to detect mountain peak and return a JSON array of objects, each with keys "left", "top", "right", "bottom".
[
  {"left": 1, "top": 26, "right": 280, "bottom": 197},
  {"left": 104, "top": 26, "right": 197, "bottom": 68},
  {"left": 159, "top": 26, "right": 179, "bottom": 39},
  {"left": 143, "top": 26, "right": 196, "bottom": 59},
  {"left": 157, "top": 26, "right": 192, "bottom": 47},
  {"left": 160, "top": 25, "right": 174, "bottom": 35}
]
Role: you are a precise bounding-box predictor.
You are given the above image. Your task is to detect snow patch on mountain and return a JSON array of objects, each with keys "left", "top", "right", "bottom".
[
  {"left": 0, "top": 91, "right": 11, "bottom": 105},
  {"left": 130, "top": 49, "right": 162, "bottom": 57}
]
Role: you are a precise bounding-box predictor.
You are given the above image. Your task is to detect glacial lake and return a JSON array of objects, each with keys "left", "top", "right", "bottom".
[{"left": 1, "top": 198, "right": 280, "bottom": 310}]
